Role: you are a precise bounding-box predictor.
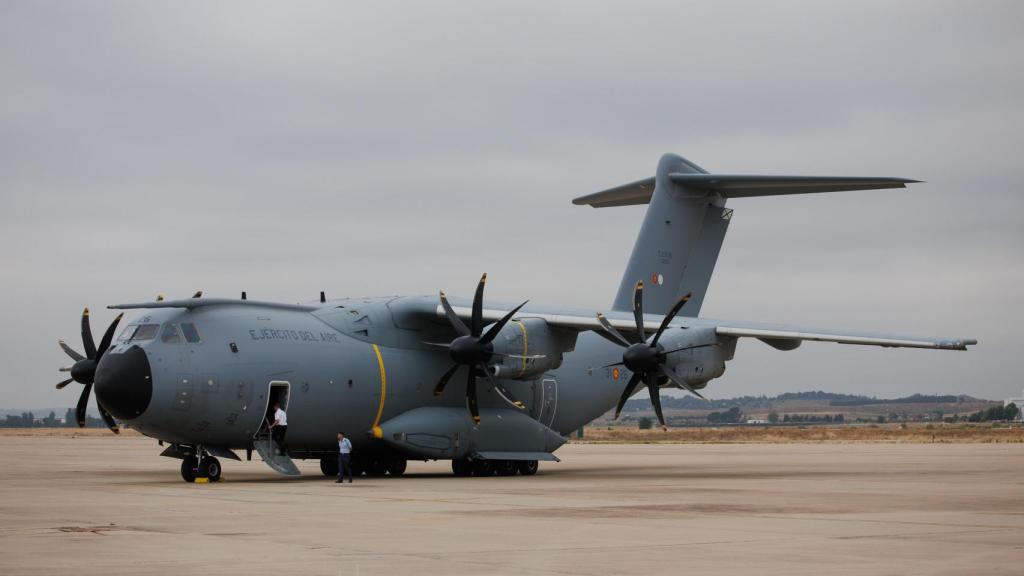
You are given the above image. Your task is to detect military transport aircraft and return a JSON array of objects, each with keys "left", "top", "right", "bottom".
[{"left": 55, "top": 153, "right": 976, "bottom": 482}]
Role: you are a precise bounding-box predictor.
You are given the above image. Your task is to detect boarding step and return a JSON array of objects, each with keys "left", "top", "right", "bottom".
[{"left": 253, "top": 438, "right": 300, "bottom": 476}]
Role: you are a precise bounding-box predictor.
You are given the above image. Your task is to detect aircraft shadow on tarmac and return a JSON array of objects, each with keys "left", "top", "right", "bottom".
[{"left": 84, "top": 464, "right": 876, "bottom": 486}]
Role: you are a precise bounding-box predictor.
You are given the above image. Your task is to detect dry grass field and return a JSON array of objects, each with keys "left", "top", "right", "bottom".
[{"left": 578, "top": 423, "right": 1024, "bottom": 443}]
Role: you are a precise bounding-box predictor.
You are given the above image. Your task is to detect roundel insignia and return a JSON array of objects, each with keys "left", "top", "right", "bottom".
[{"left": 611, "top": 367, "right": 620, "bottom": 380}]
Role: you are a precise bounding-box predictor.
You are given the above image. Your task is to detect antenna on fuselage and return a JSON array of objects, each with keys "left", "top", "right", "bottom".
[
  {"left": 320, "top": 291, "right": 326, "bottom": 303},
  {"left": 241, "top": 291, "right": 247, "bottom": 300}
]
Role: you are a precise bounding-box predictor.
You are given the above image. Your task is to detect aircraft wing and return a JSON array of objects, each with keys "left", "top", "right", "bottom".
[
  {"left": 432, "top": 300, "right": 976, "bottom": 351},
  {"left": 709, "top": 320, "right": 976, "bottom": 351}
]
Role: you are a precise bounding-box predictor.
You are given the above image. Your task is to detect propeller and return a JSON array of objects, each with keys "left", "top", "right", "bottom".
[
  {"left": 432, "top": 274, "right": 528, "bottom": 424},
  {"left": 56, "top": 308, "right": 123, "bottom": 433},
  {"left": 597, "top": 282, "right": 715, "bottom": 428}
]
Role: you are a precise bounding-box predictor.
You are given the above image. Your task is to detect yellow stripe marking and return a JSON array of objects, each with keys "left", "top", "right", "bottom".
[{"left": 371, "top": 344, "right": 387, "bottom": 435}]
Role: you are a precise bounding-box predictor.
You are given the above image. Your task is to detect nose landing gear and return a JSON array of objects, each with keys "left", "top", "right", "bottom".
[{"left": 180, "top": 449, "right": 222, "bottom": 483}]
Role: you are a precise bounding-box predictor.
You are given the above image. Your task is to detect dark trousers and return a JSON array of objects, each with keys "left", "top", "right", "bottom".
[
  {"left": 337, "top": 453, "right": 353, "bottom": 481},
  {"left": 272, "top": 425, "right": 287, "bottom": 452}
]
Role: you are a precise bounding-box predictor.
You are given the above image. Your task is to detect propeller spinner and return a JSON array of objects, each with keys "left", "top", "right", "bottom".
[
  {"left": 432, "top": 274, "right": 528, "bottom": 424},
  {"left": 56, "top": 308, "right": 123, "bottom": 433}
]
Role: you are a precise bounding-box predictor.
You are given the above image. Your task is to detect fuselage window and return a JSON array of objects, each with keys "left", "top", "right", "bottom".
[
  {"left": 131, "top": 324, "right": 160, "bottom": 341},
  {"left": 161, "top": 323, "right": 181, "bottom": 343},
  {"left": 180, "top": 322, "right": 202, "bottom": 344}
]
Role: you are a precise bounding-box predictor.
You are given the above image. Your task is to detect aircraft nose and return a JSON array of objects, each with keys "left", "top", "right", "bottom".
[{"left": 94, "top": 345, "right": 153, "bottom": 421}]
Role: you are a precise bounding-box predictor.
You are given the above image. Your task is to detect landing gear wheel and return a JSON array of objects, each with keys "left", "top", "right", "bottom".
[
  {"left": 495, "top": 460, "right": 518, "bottom": 476},
  {"left": 517, "top": 460, "right": 539, "bottom": 476},
  {"left": 387, "top": 458, "right": 407, "bottom": 476},
  {"left": 320, "top": 456, "right": 339, "bottom": 477},
  {"left": 199, "top": 456, "right": 222, "bottom": 482},
  {"left": 367, "top": 458, "right": 389, "bottom": 477},
  {"left": 472, "top": 460, "right": 494, "bottom": 477},
  {"left": 180, "top": 456, "right": 198, "bottom": 483},
  {"left": 452, "top": 459, "right": 472, "bottom": 477}
]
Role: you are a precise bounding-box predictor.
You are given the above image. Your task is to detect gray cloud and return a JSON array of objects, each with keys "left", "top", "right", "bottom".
[{"left": 2, "top": 0, "right": 1022, "bottom": 408}]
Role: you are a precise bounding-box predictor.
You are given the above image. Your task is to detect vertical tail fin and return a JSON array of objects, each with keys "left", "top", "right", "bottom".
[
  {"left": 573, "top": 153, "right": 730, "bottom": 316},
  {"left": 572, "top": 153, "right": 918, "bottom": 316}
]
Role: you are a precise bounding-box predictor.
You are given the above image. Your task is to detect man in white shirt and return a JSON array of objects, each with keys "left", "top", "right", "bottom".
[
  {"left": 270, "top": 401, "right": 288, "bottom": 455},
  {"left": 336, "top": 432, "right": 353, "bottom": 483}
]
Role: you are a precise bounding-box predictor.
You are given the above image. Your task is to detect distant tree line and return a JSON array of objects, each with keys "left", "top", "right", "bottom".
[
  {"left": 707, "top": 406, "right": 744, "bottom": 423},
  {"left": 964, "top": 403, "right": 1019, "bottom": 423},
  {"left": 621, "top": 390, "right": 985, "bottom": 412},
  {"left": 829, "top": 394, "right": 965, "bottom": 406}
]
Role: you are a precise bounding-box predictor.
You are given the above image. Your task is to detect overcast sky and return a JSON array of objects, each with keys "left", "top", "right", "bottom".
[{"left": 2, "top": 1, "right": 1021, "bottom": 410}]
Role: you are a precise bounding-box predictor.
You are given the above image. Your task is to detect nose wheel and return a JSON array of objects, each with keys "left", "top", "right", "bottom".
[{"left": 180, "top": 454, "right": 222, "bottom": 483}]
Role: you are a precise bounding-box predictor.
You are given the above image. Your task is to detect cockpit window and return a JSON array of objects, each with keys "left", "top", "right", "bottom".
[
  {"left": 160, "top": 323, "right": 181, "bottom": 343},
  {"left": 118, "top": 324, "right": 158, "bottom": 342},
  {"left": 180, "top": 322, "right": 201, "bottom": 343},
  {"left": 131, "top": 324, "right": 159, "bottom": 341}
]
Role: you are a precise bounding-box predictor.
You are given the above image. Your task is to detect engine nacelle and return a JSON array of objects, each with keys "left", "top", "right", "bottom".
[
  {"left": 656, "top": 327, "right": 736, "bottom": 388},
  {"left": 488, "top": 317, "right": 575, "bottom": 380}
]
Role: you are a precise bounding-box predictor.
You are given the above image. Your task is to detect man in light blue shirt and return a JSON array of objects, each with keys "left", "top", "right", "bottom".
[{"left": 336, "top": 432, "right": 354, "bottom": 483}]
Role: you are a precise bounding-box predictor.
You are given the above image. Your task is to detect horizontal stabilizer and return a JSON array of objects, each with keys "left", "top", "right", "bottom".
[{"left": 573, "top": 174, "right": 919, "bottom": 208}]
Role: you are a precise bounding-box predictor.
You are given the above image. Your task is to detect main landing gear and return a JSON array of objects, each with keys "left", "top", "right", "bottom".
[{"left": 452, "top": 458, "right": 538, "bottom": 477}]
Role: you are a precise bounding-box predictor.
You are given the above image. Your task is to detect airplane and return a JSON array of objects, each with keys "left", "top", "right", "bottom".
[{"left": 54, "top": 153, "right": 977, "bottom": 482}]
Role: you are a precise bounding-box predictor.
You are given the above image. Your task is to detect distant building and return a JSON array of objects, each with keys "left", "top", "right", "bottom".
[
  {"left": 746, "top": 419, "right": 768, "bottom": 425},
  {"left": 1005, "top": 389, "right": 1024, "bottom": 422}
]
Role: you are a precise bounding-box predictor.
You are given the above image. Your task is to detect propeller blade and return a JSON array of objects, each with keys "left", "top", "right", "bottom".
[
  {"left": 59, "top": 365, "right": 72, "bottom": 372},
  {"left": 422, "top": 341, "right": 451, "bottom": 349},
  {"left": 480, "top": 300, "right": 528, "bottom": 344},
  {"left": 613, "top": 372, "right": 643, "bottom": 420},
  {"left": 478, "top": 363, "right": 525, "bottom": 409},
  {"left": 651, "top": 292, "right": 692, "bottom": 346},
  {"left": 81, "top": 308, "right": 97, "bottom": 359},
  {"left": 595, "top": 313, "right": 632, "bottom": 347},
  {"left": 95, "top": 313, "right": 124, "bottom": 359},
  {"left": 632, "top": 281, "right": 646, "bottom": 342},
  {"left": 465, "top": 369, "right": 480, "bottom": 424},
  {"left": 433, "top": 364, "right": 460, "bottom": 396},
  {"left": 96, "top": 400, "right": 120, "bottom": 434},
  {"left": 75, "top": 382, "right": 92, "bottom": 427},
  {"left": 439, "top": 291, "right": 471, "bottom": 336},
  {"left": 603, "top": 361, "right": 625, "bottom": 368},
  {"left": 58, "top": 340, "right": 84, "bottom": 362},
  {"left": 56, "top": 378, "right": 73, "bottom": 389},
  {"left": 657, "top": 365, "right": 707, "bottom": 400},
  {"left": 646, "top": 374, "right": 667, "bottom": 428},
  {"left": 471, "top": 273, "right": 486, "bottom": 337},
  {"left": 658, "top": 342, "right": 719, "bottom": 356}
]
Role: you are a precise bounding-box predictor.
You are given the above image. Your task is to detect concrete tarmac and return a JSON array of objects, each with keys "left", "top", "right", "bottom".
[{"left": 1, "top": 435, "right": 1021, "bottom": 575}]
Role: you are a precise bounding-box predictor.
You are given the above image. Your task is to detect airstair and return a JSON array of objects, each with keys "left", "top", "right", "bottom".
[{"left": 253, "top": 434, "right": 300, "bottom": 476}]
